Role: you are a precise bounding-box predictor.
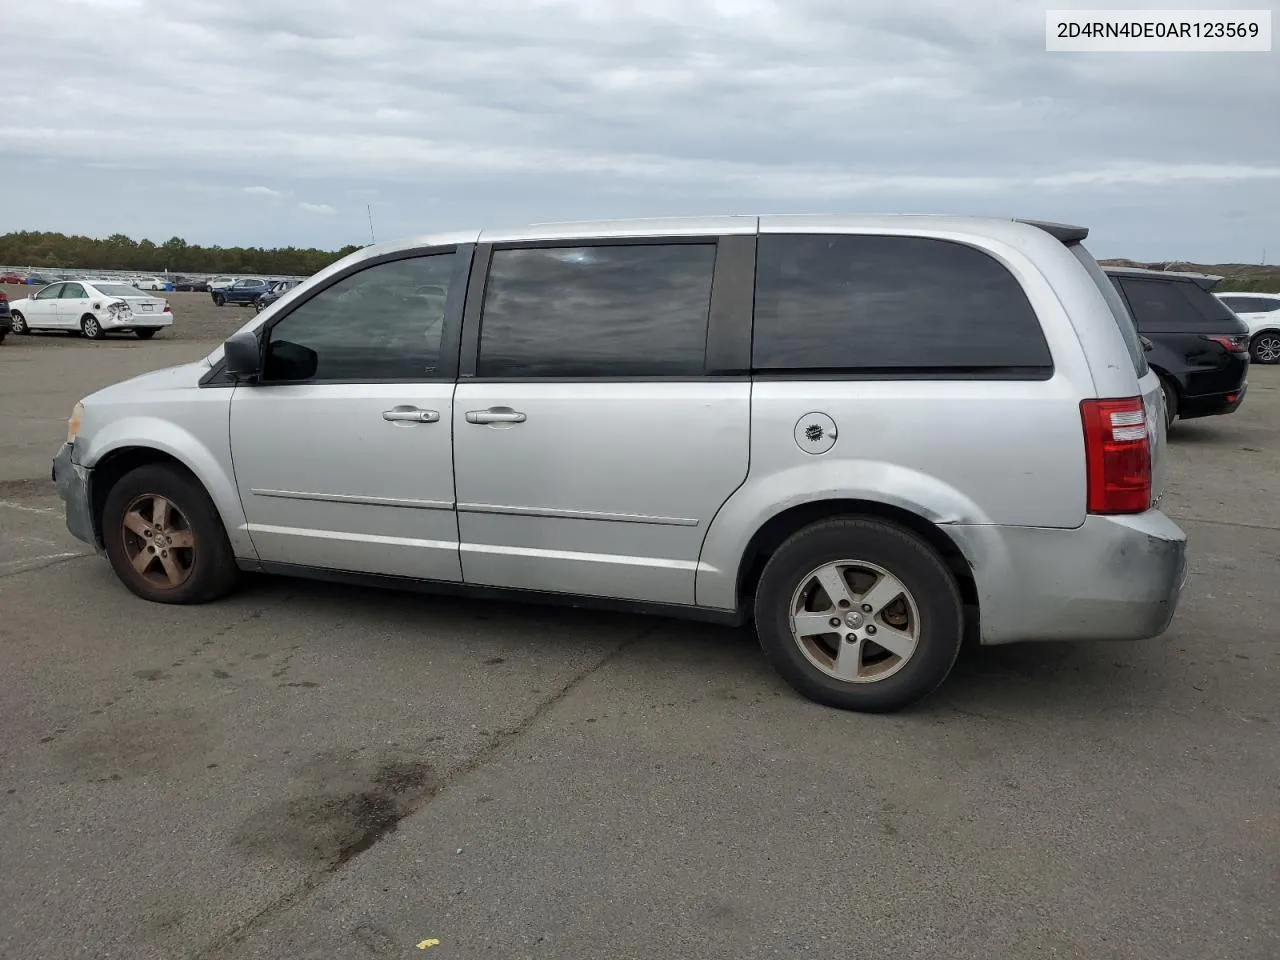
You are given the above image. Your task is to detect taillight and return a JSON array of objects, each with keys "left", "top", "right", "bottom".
[
  {"left": 1081, "top": 397, "right": 1151, "bottom": 514},
  {"left": 1203, "top": 334, "right": 1247, "bottom": 353},
  {"left": 163, "top": 304, "right": 171, "bottom": 313}
]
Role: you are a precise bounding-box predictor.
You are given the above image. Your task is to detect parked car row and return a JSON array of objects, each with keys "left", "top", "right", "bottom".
[
  {"left": 212, "top": 277, "right": 300, "bottom": 308},
  {"left": 5, "top": 279, "right": 173, "bottom": 340}
]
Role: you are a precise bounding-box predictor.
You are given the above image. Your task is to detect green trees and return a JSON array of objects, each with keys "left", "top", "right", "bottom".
[{"left": 0, "top": 231, "right": 362, "bottom": 276}]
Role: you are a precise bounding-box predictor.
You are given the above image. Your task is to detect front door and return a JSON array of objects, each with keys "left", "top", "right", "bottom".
[
  {"left": 27, "top": 283, "right": 64, "bottom": 327},
  {"left": 452, "top": 239, "right": 751, "bottom": 606},
  {"left": 229, "top": 247, "right": 470, "bottom": 581}
]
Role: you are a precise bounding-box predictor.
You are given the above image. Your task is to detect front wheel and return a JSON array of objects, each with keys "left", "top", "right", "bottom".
[
  {"left": 10, "top": 311, "right": 28, "bottom": 334},
  {"left": 1249, "top": 332, "right": 1280, "bottom": 365},
  {"left": 754, "top": 516, "right": 964, "bottom": 712},
  {"left": 102, "top": 464, "right": 240, "bottom": 604},
  {"left": 213, "top": 293, "right": 226, "bottom": 306},
  {"left": 81, "top": 315, "right": 105, "bottom": 340}
]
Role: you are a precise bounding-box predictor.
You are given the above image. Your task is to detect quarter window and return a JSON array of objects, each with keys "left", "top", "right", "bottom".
[
  {"left": 752, "top": 234, "right": 1052, "bottom": 372},
  {"left": 1115, "top": 278, "right": 1210, "bottom": 330},
  {"left": 263, "top": 253, "right": 456, "bottom": 382},
  {"left": 477, "top": 243, "right": 717, "bottom": 378}
]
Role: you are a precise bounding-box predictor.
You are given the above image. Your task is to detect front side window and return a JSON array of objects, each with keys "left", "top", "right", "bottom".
[
  {"left": 263, "top": 253, "right": 456, "bottom": 382},
  {"left": 752, "top": 234, "right": 1053, "bottom": 372},
  {"left": 477, "top": 243, "right": 716, "bottom": 378},
  {"left": 34, "top": 283, "right": 64, "bottom": 300}
]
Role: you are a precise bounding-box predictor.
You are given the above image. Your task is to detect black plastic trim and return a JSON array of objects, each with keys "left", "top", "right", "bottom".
[
  {"left": 251, "top": 560, "right": 748, "bottom": 626},
  {"left": 199, "top": 243, "right": 473, "bottom": 388},
  {"left": 752, "top": 366, "right": 1055, "bottom": 381},
  {"left": 457, "top": 243, "right": 493, "bottom": 380},
  {"left": 706, "top": 234, "right": 755, "bottom": 375}
]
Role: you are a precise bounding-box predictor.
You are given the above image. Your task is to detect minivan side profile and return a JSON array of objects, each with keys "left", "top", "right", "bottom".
[{"left": 52, "top": 216, "right": 1188, "bottom": 712}]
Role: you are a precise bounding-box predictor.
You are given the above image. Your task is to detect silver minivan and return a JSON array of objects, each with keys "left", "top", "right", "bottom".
[{"left": 52, "top": 215, "right": 1188, "bottom": 712}]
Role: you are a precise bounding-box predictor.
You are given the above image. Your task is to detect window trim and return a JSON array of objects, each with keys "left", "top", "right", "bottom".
[
  {"left": 199, "top": 244, "right": 472, "bottom": 388},
  {"left": 457, "top": 234, "right": 748, "bottom": 382},
  {"left": 748, "top": 232, "right": 1056, "bottom": 381}
]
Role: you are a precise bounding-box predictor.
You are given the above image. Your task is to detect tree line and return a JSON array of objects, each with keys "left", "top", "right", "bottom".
[{"left": 0, "top": 231, "right": 362, "bottom": 277}]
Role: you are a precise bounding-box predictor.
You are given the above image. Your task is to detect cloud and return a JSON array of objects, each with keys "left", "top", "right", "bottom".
[
  {"left": 0, "top": 0, "right": 1276, "bottom": 261},
  {"left": 298, "top": 202, "right": 336, "bottom": 214}
]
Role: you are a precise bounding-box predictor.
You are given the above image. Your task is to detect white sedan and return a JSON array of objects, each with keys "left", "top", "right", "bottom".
[{"left": 8, "top": 279, "right": 173, "bottom": 340}]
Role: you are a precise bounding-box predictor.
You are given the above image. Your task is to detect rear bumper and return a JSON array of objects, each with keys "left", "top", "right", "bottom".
[
  {"left": 950, "top": 510, "right": 1188, "bottom": 646},
  {"left": 1181, "top": 380, "right": 1247, "bottom": 420},
  {"left": 52, "top": 442, "right": 98, "bottom": 548},
  {"left": 101, "top": 312, "right": 173, "bottom": 330}
]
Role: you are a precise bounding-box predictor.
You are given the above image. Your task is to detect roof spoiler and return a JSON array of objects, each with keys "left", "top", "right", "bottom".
[
  {"left": 1190, "top": 274, "right": 1224, "bottom": 291},
  {"left": 1017, "top": 219, "right": 1089, "bottom": 244}
]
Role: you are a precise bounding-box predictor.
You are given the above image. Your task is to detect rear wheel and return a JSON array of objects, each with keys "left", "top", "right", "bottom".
[
  {"left": 10, "top": 311, "right": 28, "bottom": 334},
  {"left": 81, "top": 314, "right": 105, "bottom": 340},
  {"left": 753, "top": 516, "right": 964, "bottom": 713},
  {"left": 1249, "top": 332, "right": 1280, "bottom": 365},
  {"left": 135, "top": 328, "right": 157, "bottom": 340},
  {"left": 102, "top": 464, "right": 239, "bottom": 604}
]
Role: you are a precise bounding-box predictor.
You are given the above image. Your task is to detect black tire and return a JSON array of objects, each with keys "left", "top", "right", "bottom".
[
  {"left": 102, "top": 464, "right": 239, "bottom": 604},
  {"left": 213, "top": 293, "right": 226, "bottom": 306},
  {"left": 134, "top": 328, "right": 157, "bottom": 340},
  {"left": 81, "top": 314, "right": 105, "bottom": 340},
  {"left": 10, "top": 310, "right": 28, "bottom": 334},
  {"left": 1249, "top": 331, "right": 1280, "bottom": 365},
  {"left": 0, "top": 329, "right": 6, "bottom": 344},
  {"left": 1160, "top": 378, "right": 1178, "bottom": 428},
  {"left": 753, "top": 516, "right": 964, "bottom": 713}
]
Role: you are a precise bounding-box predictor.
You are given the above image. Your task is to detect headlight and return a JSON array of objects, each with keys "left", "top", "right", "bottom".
[{"left": 67, "top": 401, "right": 85, "bottom": 443}]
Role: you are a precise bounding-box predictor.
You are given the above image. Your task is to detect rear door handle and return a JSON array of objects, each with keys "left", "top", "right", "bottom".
[
  {"left": 465, "top": 407, "right": 527, "bottom": 424},
  {"left": 382, "top": 407, "right": 440, "bottom": 423}
]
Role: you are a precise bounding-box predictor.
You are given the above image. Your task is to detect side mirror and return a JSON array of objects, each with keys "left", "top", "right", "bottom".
[
  {"left": 1140, "top": 335, "right": 1154, "bottom": 353},
  {"left": 223, "top": 329, "right": 263, "bottom": 378}
]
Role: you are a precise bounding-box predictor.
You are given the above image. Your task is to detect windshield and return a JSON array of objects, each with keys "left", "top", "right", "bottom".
[{"left": 94, "top": 283, "right": 147, "bottom": 298}]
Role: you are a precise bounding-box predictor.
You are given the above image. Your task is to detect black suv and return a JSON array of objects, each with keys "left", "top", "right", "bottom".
[{"left": 1104, "top": 267, "right": 1249, "bottom": 427}]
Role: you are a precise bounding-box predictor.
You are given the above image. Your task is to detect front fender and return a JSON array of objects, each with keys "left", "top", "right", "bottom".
[
  {"left": 77, "top": 416, "right": 256, "bottom": 559},
  {"left": 694, "top": 460, "right": 992, "bottom": 610}
]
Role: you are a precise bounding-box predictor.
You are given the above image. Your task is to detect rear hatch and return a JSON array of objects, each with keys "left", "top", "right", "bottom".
[{"left": 1066, "top": 245, "right": 1169, "bottom": 507}]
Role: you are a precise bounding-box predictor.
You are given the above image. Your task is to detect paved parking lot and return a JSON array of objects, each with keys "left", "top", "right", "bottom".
[{"left": 1, "top": 333, "right": 1277, "bottom": 960}]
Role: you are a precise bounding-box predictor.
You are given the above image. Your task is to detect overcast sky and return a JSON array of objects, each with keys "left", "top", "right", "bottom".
[{"left": 3, "top": 0, "right": 1277, "bottom": 261}]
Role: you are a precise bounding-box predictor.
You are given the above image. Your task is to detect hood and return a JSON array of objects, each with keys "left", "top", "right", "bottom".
[{"left": 84, "top": 359, "right": 211, "bottom": 404}]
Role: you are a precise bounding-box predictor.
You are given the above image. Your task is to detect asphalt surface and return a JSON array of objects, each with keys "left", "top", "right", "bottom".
[{"left": 1, "top": 331, "right": 1277, "bottom": 960}]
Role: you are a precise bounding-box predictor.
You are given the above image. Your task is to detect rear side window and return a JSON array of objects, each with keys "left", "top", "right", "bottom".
[
  {"left": 752, "top": 234, "right": 1052, "bottom": 373},
  {"left": 477, "top": 243, "right": 716, "bottom": 378},
  {"left": 1221, "top": 294, "right": 1279, "bottom": 314},
  {"left": 1115, "top": 277, "right": 1230, "bottom": 330}
]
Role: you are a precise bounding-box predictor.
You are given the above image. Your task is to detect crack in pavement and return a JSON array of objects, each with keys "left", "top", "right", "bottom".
[
  {"left": 1171, "top": 514, "right": 1280, "bottom": 532},
  {"left": 192, "top": 623, "right": 655, "bottom": 960},
  {"left": 0, "top": 552, "right": 92, "bottom": 579}
]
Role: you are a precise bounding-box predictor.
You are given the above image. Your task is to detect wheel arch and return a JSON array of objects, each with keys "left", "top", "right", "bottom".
[
  {"left": 88, "top": 447, "right": 196, "bottom": 546},
  {"left": 733, "top": 498, "right": 979, "bottom": 633}
]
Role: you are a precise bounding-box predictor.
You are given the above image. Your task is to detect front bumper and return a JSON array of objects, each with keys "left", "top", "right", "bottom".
[
  {"left": 951, "top": 510, "right": 1189, "bottom": 646},
  {"left": 52, "top": 442, "right": 98, "bottom": 549}
]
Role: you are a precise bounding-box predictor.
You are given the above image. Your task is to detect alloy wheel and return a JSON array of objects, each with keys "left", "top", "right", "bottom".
[{"left": 120, "top": 494, "right": 197, "bottom": 590}]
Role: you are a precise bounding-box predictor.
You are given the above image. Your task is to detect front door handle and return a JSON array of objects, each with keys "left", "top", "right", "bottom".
[
  {"left": 465, "top": 407, "right": 527, "bottom": 424},
  {"left": 382, "top": 407, "right": 440, "bottom": 423}
]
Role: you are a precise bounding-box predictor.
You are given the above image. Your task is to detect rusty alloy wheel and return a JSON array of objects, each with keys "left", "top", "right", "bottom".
[{"left": 119, "top": 493, "right": 197, "bottom": 590}]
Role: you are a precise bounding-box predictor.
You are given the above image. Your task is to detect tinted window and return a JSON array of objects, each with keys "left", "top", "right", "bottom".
[
  {"left": 264, "top": 253, "right": 456, "bottom": 382},
  {"left": 60, "top": 283, "right": 87, "bottom": 298},
  {"left": 477, "top": 243, "right": 716, "bottom": 378},
  {"left": 752, "top": 234, "right": 1052, "bottom": 372},
  {"left": 1222, "top": 295, "right": 1279, "bottom": 313},
  {"left": 1116, "top": 278, "right": 1208, "bottom": 330}
]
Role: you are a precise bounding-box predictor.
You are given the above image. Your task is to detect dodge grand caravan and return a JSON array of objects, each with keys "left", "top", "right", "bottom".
[{"left": 52, "top": 216, "right": 1188, "bottom": 712}]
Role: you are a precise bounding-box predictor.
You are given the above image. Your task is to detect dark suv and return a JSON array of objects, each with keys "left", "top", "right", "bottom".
[{"left": 1104, "top": 267, "right": 1249, "bottom": 427}]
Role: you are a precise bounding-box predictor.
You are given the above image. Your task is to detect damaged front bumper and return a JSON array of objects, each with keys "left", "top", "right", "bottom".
[{"left": 52, "top": 442, "right": 98, "bottom": 550}]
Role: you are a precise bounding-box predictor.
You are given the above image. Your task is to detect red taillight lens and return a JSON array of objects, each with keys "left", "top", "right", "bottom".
[
  {"left": 1081, "top": 397, "right": 1151, "bottom": 514},
  {"left": 1203, "top": 334, "right": 1247, "bottom": 353},
  {"left": 163, "top": 304, "right": 172, "bottom": 313}
]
